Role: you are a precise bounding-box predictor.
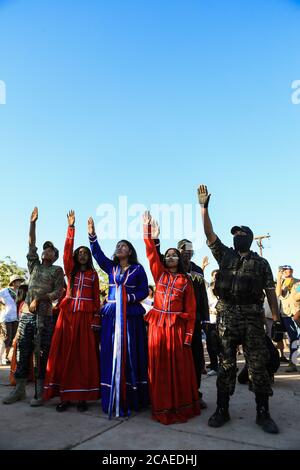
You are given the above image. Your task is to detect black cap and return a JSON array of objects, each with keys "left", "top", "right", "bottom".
[
  {"left": 231, "top": 226, "right": 254, "bottom": 239},
  {"left": 177, "top": 239, "right": 193, "bottom": 250}
]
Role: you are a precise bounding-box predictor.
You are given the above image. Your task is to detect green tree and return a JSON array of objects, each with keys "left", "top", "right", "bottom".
[
  {"left": 0, "top": 257, "right": 28, "bottom": 288},
  {"left": 96, "top": 267, "right": 109, "bottom": 300}
]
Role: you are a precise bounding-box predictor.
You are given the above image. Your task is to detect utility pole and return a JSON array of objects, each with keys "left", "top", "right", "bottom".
[{"left": 254, "top": 234, "right": 270, "bottom": 257}]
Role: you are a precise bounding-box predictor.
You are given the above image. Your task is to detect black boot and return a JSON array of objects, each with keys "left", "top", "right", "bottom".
[
  {"left": 255, "top": 394, "right": 279, "bottom": 434},
  {"left": 208, "top": 392, "right": 230, "bottom": 428},
  {"left": 237, "top": 364, "right": 249, "bottom": 384}
]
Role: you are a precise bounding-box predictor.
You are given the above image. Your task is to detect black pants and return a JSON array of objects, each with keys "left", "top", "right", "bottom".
[
  {"left": 192, "top": 320, "right": 204, "bottom": 391},
  {"left": 205, "top": 323, "right": 219, "bottom": 371},
  {"left": 15, "top": 313, "right": 54, "bottom": 380}
]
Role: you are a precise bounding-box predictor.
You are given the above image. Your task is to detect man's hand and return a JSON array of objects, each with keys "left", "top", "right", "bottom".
[
  {"left": 88, "top": 217, "right": 96, "bottom": 236},
  {"left": 277, "top": 269, "right": 283, "bottom": 280},
  {"left": 30, "top": 207, "right": 38, "bottom": 223},
  {"left": 197, "top": 185, "right": 211, "bottom": 208},
  {"left": 29, "top": 298, "right": 39, "bottom": 313},
  {"left": 67, "top": 210, "right": 75, "bottom": 227},
  {"left": 142, "top": 210, "right": 152, "bottom": 225}
]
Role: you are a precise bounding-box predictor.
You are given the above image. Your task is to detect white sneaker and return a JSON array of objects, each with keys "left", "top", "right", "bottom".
[{"left": 207, "top": 369, "right": 218, "bottom": 377}]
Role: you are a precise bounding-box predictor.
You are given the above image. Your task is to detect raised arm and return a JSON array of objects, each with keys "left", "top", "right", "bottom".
[
  {"left": 88, "top": 217, "right": 113, "bottom": 274},
  {"left": 64, "top": 210, "right": 75, "bottom": 277},
  {"left": 27, "top": 207, "right": 40, "bottom": 274},
  {"left": 198, "top": 185, "right": 217, "bottom": 245},
  {"left": 29, "top": 207, "right": 38, "bottom": 247},
  {"left": 143, "top": 211, "right": 164, "bottom": 282}
]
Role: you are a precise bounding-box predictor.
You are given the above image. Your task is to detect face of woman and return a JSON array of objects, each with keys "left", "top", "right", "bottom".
[
  {"left": 115, "top": 242, "right": 131, "bottom": 260},
  {"left": 77, "top": 247, "right": 90, "bottom": 265},
  {"left": 165, "top": 249, "right": 179, "bottom": 269}
]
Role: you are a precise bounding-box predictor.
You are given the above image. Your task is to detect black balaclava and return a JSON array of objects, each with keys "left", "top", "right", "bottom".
[{"left": 231, "top": 226, "right": 254, "bottom": 253}]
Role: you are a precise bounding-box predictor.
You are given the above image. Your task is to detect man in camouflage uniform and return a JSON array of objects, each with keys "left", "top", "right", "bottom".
[
  {"left": 177, "top": 239, "right": 210, "bottom": 409},
  {"left": 198, "top": 185, "right": 282, "bottom": 434},
  {"left": 3, "top": 207, "right": 64, "bottom": 407}
]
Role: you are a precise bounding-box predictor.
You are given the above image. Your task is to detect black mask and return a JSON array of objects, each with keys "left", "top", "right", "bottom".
[{"left": 233, "top": 235, "right": 252, "bottom": 252}]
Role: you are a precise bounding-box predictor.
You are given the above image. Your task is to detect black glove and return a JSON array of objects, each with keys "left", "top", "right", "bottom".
[{"left": 271, "top": 321, "right": 284, "bottom": 342}]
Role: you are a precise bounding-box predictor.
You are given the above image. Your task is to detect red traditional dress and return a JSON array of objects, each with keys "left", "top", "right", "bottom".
[
  {"left": 144, "top": 225, "right": 200, "bottom": 425},
  {"left": 43, "top": 226, "right": 101, "bottom": 402}
]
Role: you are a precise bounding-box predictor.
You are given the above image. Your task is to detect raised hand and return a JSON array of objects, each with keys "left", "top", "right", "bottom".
[
  {"left": 202, "top": 256, "right": 209, "bottom": 271},
  {"left": 142, "top": 210, "right": 152, "bottom": 225},
  {"left": 88, "top": 217, "right": 96, "bottom": 236},
  {"left": 30, "top": 207, "right": 38, "bottom": 223},
  {"left": 197, "top": 185, "right": 211, "bottom": 208},
  {"left": 151, "top": 218, "right": 160, "bottom": 239},
  {"left": 67, "top": 210, "right": 75, "bottom": 227}
]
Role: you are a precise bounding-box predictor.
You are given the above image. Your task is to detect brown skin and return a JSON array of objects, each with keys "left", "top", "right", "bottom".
[
  {"left": 202, "top": 256, "right": 209, "bottom": 271},
  {"left": 164, "top": 249, "right": 179, "bottom": 273},
  {"left": 198, "top": 184, "right": 280, "bottom": 322}
]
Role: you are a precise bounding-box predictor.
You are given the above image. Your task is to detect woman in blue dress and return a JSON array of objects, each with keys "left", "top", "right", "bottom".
[{"left": 88, "top": 217, "right": 149, "bottom": 418}]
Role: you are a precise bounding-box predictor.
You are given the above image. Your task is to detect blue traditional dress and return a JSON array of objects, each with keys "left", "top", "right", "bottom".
[{"left": 89, "top": 233, "right": 149, "bottom": 418}]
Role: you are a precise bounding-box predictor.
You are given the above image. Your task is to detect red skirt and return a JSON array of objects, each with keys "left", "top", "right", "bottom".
[
  {"left": 43, "top": 308, "right": 100, "bottom": 402},
  {"left": 147, "top": 316, "right": 200, "bottom": 425}
]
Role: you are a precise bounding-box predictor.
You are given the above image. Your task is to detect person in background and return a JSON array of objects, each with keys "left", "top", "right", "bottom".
[
  {"left": 0, "top": 274, "right": 25, "bottom": 366},
  {"left": 293, "top": 282, "right": 300, "bottom": 328},
  {"left": 9, "top": 285, "right": 31, "bottom": 386},
  {"left": 141, "top": 285, "right": 155, "bottom": 314},
  {"left": 276, "top": 265, "right": 299, "bottom": 373},
  {"left": 206, "top": 269, "right": 219, "bottom": 377}
]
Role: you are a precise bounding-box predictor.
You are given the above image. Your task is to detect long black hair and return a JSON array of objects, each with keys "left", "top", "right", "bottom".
[
  {"left": 17, "top": 284, "right": 28, "bottom": 311},
  {"left": 112, "top": 240, "right": 140, "bottom": 266},
  {"left": 163, "top": 248, "right": 187, "bottom": 275},
  {"left": 70, "top": 246, "right": 95, "bottom": 290}
]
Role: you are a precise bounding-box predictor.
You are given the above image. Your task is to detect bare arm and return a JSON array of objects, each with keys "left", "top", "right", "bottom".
[
  {"left": 265, "top": 289, "right": 280, "bottom": 322},
  {"left": 29, "top": 207, "right": 38, "bottom": 247},
  {"left": 197, "top": 185, "right": 217, "bottom": 245},
  {"left": 275, "top": 271, "right": 283, "bottom": 297}
]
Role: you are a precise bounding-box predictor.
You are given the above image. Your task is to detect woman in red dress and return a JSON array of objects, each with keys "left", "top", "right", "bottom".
[
  {"left": 143, "top": 211, "right": 200, "bottom": 425},
  {"left": 43, "top": 210, "right": 101, "bottom": 412}
]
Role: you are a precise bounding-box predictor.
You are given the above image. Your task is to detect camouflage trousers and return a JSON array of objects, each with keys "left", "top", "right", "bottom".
[
  {"left": 15, "top": 313, "right": 54, "bottom": 380},
  {"left": 216, "top": 301, "right": 271, "bottom": 396}
]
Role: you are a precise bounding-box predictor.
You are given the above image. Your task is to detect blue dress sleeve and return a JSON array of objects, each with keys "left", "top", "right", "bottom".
[
  {"left": 128, "top": 265, "right": 149, "bottom": 303},
  {"left": 89, "top": 234, "right": 114, "bottom": 274}
]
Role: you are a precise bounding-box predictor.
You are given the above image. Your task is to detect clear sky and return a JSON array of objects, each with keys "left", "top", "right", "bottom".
[{"left": 0, "top": 0, "right": 299, "bottom": 282}]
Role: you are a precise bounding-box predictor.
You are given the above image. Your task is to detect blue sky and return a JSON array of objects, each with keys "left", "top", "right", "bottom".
[{"left": 0, "top": 0, "right": 300, "bottom": 282}]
